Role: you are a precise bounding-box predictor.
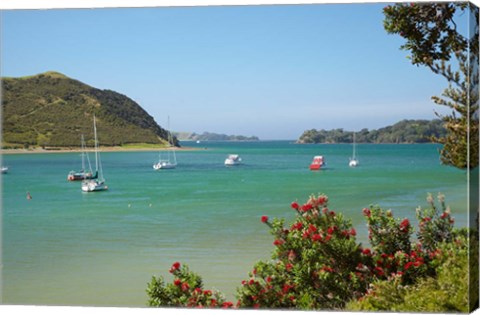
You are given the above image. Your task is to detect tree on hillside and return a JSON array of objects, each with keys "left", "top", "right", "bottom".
[{"left": 383, "top": 2, "right": 479, "bottom": 169}]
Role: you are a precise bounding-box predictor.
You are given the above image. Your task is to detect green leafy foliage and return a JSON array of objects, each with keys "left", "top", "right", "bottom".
[
  {"left": 2, "top": 71, "right": 177, "bottom": 148},
  {"left": 383, "top": 3, "right": 479, "bottom": 169},
  {"left": 147, "top": 194, "right": 471, "bottom": 312},
  {"left": 298, "top": 119, "right": 447, "bottom": 144},
  {"left": 146, "top": 262, "right": 232, "bottom": 308},
  {"left": 236, "top": 196, "right": 371, "bottom": 310},
  {"left": 347, "top": 233, "right": 470, "bottom": 312}
]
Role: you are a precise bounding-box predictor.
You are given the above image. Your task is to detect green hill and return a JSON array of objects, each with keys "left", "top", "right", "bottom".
[
  {"left": 1, "top": 71, "right": 177, "bottom": 149},
  {"left": 298, "top": 119, "right": 447, "bottom": 144}
]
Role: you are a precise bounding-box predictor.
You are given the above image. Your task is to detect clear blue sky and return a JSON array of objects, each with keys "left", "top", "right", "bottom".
[{"left": 0, "top": 2, "right": 462, "bottom": 139}]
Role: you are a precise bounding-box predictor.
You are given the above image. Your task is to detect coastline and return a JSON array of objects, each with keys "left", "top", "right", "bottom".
[{"left": 0, "top": 146, "right": 204, "bottom": 155}]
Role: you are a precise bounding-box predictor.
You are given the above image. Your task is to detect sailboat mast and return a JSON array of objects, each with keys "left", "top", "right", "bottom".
[
  {"left": 93, "top": 115, "right": 99, "bottom": 172},
  {"left": 81, "top": 134, "right": 86, "bottom": 171}
]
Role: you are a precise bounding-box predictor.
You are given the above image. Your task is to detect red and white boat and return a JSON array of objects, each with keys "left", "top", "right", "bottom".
[{"left": 309, "top": 155, "right": 325, "bottom": 171}]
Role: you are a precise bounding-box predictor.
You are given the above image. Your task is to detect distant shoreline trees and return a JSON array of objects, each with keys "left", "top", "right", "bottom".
[{"left": 297, "top": 119, "right": 447, "bottom": 144}]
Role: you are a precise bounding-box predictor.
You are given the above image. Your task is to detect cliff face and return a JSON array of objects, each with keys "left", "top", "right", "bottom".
[{"left": 2, "top": 71, "right": 175, "bottom": 148}]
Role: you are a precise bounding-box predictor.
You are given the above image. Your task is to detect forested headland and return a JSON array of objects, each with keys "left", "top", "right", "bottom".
[
  {"left": 297, "top": 119, "right": 447, "bottom": 144},
  {"left": 2, "top": 71, "right": 176, "bottom": 149}
]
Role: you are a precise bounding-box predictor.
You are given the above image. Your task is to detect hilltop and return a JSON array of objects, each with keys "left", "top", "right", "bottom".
[
  {"left": 298, "top": 119, "right": 447, "bottom": 144},
  {"left": 2, "top": 71, "right": 177, "bottom": 149}
]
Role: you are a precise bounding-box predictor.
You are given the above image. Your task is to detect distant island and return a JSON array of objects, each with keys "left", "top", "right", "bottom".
[
  {"left": 298, "top": 119, "right": 447, "bottom": 144},
  {"left": 174, "top": 131, "right": 259, "bottom": 142},
  {"left": 2, "top": 71, "right": 177, "bottom": 149}
]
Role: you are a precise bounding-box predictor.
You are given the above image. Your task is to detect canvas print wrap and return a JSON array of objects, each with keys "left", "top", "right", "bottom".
[{"left": 0, "top": 1, "right": 479, "bottom": 313}]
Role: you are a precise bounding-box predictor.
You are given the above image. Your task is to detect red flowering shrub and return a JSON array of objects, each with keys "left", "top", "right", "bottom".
[
  {"left": 363, "top": 205, "right": 413, "bottom": 256},
  {"left": 147, "top": 262, "right": 231, "bottom": 308},
  {"left": 147, "top": 193, "right": 463, "bottom": 311},
  {"left": 236, "top": 194, "right": 372, "bottom": 310},
  {"left": 415, "top": 193, "right": 455, "bottom": 252}
]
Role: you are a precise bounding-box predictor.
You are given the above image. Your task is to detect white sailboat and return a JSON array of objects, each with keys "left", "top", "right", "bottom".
[
  {"left": 67, "top": 134, "right": 97, "bottom": 181},
  {"left": 349, "top": 132, "right": 359, "bottom": 167},
  {"left": 153, "top": 117, "right": 177, "bottom": 170},
  {"left": 82, "top": 115, "right": 108, "bottom": 192}
]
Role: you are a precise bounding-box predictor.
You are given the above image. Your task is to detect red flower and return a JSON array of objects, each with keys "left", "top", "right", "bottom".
[
  {"left": 181, "top": 282, "right": 190, "bottom": 292},
  {"left": 261, "top": 215, "right": 269, "bottom": 223},
  {"left": 203, "top": 290, "right": 212, "bottom": 296},
  {"left": 441, "top": 212, "right": 448, "bottom": 219},
  {"left": 222, "top": 301, "right": 234, "bottom": 308},
  {"left": 350, "top": 228, "right": 357, "bottom": 236},
  {"left": 374, "top": 266, "right": 384, "bottom": 276},
  {"left": 253, "top": 304, "right": 260, "bottom": 309},
  {"left": 266, "top": 276, "right": 272, "bottom": 283},
  {"left": 321, "top": 266, "right": 334, "bottom": 273},
  {"left": 325, "top": 234, "right": 332, "bottom": 242},
  {"left": 362, "top": 208, "right": 371, "bottom": 217},
  {"left": 362, "top": 248, "right": 371, "bottom": 255},
  {"left": 291, "top": 222, "right": 303, "bottom": 231},
  {"left": 173, "top": 279, "right": 181, "bottom": 286},
  {"left": 308, "top": 224, "right": 317, "bottom": 233},
  {"left": 311, "top": 233, "right": 323, "bottom": 242},
  {"left": 399, "top": 218, "right": 410, "bottom": 232},
  {"left": 329, "top": 211, "right": 336, "bottom": 217},
  {"left": 283, "top": 283, "right": 293, "bottom": 293},
  {"left": 273, "top": 239, "right": 284, "bottom": 246},
  {"left": 285, "top": 263, "right": 293, "bottom": 272},
  {"left": 249, "top": 279, "right": 255, "bottom": 285},
  {"left": 327, "top": 227, "right": 334, "bottom": 234},
  {"left": 291, "top": 202, "right": 299, "bottom": 210},
  {"left": 169, "top": 261, "right": 181, "bottom": 273},
  {"left": 301, "top": 204, "right": 313, "bottom": 212},
  {"left": 404, "top": 261, "right": 413, "bottom": 270},
  {"left": 318, "top": 196, "right": 327, "bottom": 205},
  {"left": 413, "top": 261, "right": 423, "bottom": 267}
]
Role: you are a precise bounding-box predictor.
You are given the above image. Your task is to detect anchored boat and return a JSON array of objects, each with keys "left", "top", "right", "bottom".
[
  {"left": 225, "top": 154, "right": 242, "bottom": 166},
  {"left": 81, "top": 115, "right": 108, "bottom": 192},
  {"left": 309, "top": 155, "right": 325, "bottom": 171}
]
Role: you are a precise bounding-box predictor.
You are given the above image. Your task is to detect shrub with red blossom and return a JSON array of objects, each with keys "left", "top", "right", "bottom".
[
  {"left": 415, "top": 193, "right": 455, "bottom": 252},
  {"left": 147, "top": 262, "right": 230, "bottom": 308},
  {"left": 236, "top": 194, "right": 372, "bottom": 310},
  {"left": 363, "top": 205, "right": 412, "bottom": 256},
  {"left": 147, "top": 193, "right": 464, "bottom": 311}
]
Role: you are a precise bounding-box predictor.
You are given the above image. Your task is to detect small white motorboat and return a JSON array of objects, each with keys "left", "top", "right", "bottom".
[{"left": 225, "top": 154, "right": 242, "bottom": 166}]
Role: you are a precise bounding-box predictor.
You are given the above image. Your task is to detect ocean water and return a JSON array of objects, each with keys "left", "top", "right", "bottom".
[{"left": 1, "top": 141, "right": 468, "bottom": 307}]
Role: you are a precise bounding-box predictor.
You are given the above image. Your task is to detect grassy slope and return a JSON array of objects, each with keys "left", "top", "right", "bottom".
[{"left": 2, "top": 71, "right": 175, "bottom": 148}]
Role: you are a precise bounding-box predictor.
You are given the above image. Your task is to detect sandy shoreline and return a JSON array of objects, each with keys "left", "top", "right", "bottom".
[{"left": 1, "top": 146, "right": 204, "bottom": 155}]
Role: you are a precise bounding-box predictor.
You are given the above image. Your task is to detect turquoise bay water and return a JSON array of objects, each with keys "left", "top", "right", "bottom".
[{"left": 1, "top": 141, "right": 468, "bottom": 306}]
